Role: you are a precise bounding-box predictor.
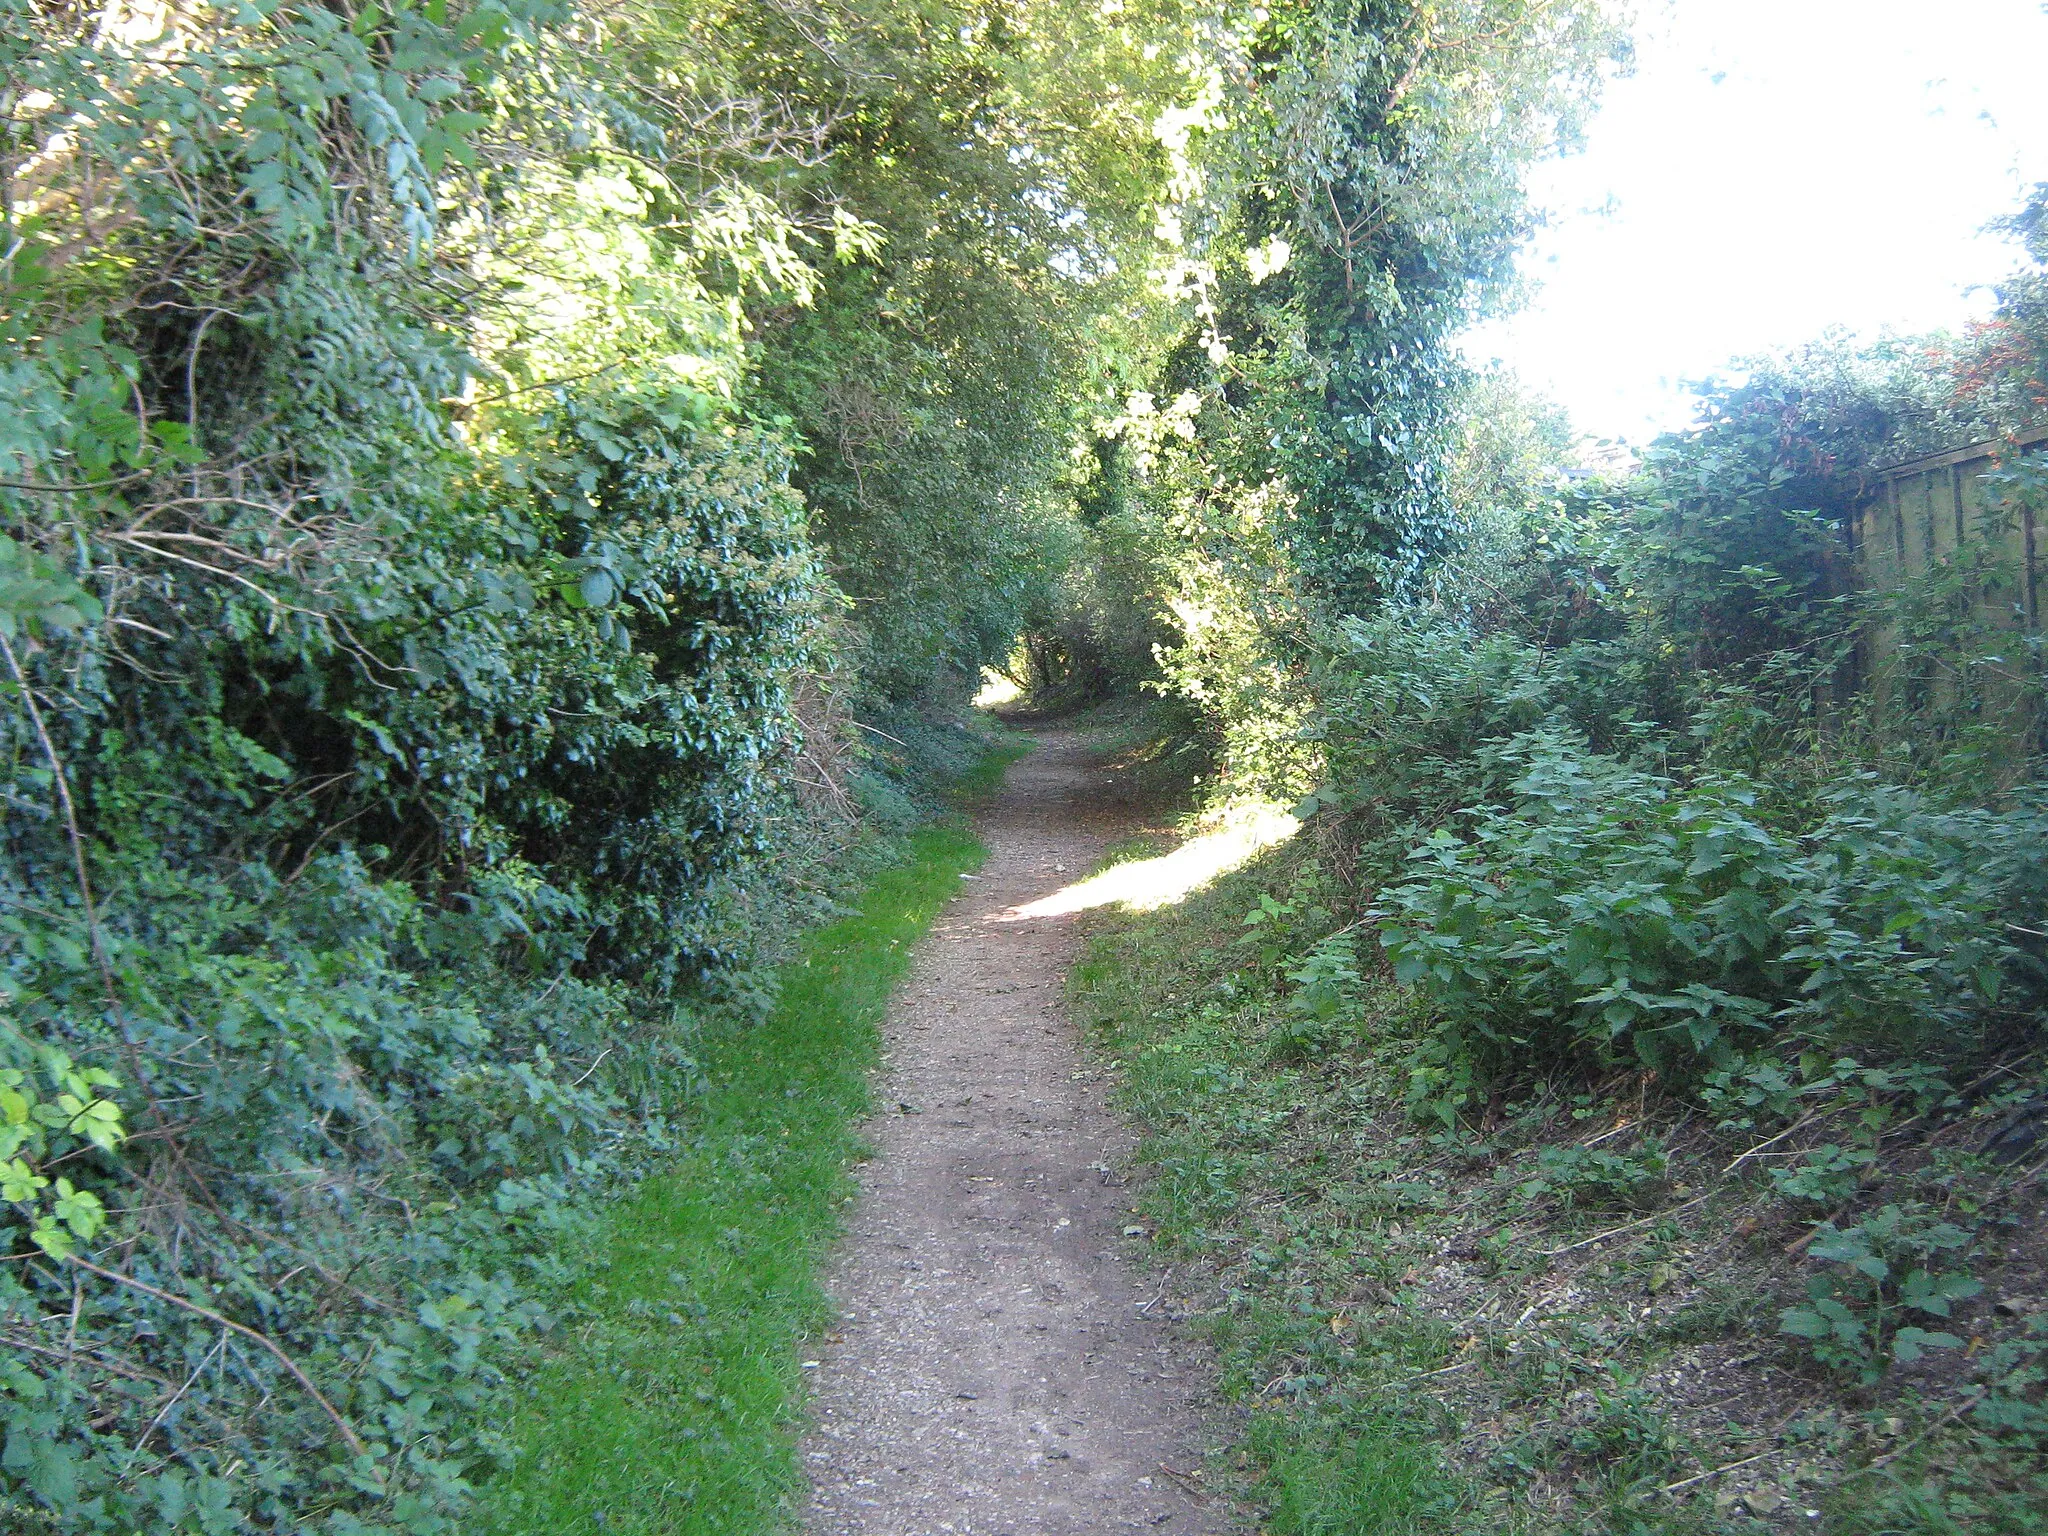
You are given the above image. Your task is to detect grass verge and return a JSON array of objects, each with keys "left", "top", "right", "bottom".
[
  {"left": 946, "top": 725, "right": 1031, "bottom": 803},
  {"left": 1073, "top": 838, "right": 2048, "bottom": 1536},
  {"left": 480, "top": 819, "right": 986, "bottom": 1535}
]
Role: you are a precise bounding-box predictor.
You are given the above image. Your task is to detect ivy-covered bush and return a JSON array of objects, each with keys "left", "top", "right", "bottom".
[
  {"left": 0, "top": 0, "right": 852, "bottom": 1525},
  {"left": 0, "top": 379, "right": 840, "bottom": 1531},
  {"left": 2, "top": 0, "right": 1194, "bottom": 1516}
]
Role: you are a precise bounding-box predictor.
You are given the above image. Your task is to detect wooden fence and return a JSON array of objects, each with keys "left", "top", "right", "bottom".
[
  {"left": 1848, "top": 426, "right": 2046, "bottom": 628},
  {"left": 1842, "top": 429, "right": 2045, "bottom": 745}
]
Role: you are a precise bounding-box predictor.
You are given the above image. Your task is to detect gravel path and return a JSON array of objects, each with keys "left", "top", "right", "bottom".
[{"left": 801, "top": 728, "right": 1235, "bottom": 1536}]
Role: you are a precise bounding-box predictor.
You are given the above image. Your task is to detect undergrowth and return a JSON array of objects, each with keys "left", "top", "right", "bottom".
[
  {"left": 1076, "top": 835, "right": 2048, "bottom": 1536},
  {"left": 1059, "top": 330, "right": 2048, "bottom": 1530},
  {"left": 939, "top": 729, "right": 1033, "bottom": 805}
]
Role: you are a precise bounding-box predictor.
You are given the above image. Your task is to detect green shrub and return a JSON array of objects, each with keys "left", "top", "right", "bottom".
[{"left": 1378, "top": 728, "right": 2047, "bottom": 1095}]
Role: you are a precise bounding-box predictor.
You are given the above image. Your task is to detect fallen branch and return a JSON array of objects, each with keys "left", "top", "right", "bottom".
[
  {"left": 1157, "top": 1463, "right": 1208, "bottom": 1502},
  {"left": 1724, "top": 1110, "right": 1825, "bottom": 1174},
  {"left": 1535, "top": 1193, "right": 1712, "bottom": 1258},
  {"left": 66, "top": 1254, "right": 368, "bottom": 1458},
  {"left": 1662, "top": 1448, "right": 1777, "bottom": 1494},
  {"left": 569, "top": 1047, "right": 613, "bottom": 1088},
  {"left": 131, "top": 1326, "right": 227, "bottom": 1455},
  {"left": 852, "top": 720, "right": 911, "bottom": 748},
  {"left": 1136, "top": 1267, "right": 1174, "bottom": 1315}
]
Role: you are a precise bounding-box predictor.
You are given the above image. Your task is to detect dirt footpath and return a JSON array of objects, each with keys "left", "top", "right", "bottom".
[{"left": 802, "top": 729, "right": 1234, "bottom": 1536}]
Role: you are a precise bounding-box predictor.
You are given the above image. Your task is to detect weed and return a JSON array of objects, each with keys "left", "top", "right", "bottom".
[
  {"left": 1566, "top": 1388, "right": 1690, "bottom": 1487},
  {"left": 1779, "top": 1204, "right": 1983, "bottom": 1384},
  {"left": 1769, "top": 1144, "right": 1876, "bottom": 1205},
  {"left": 1524, "top": 1139, "right": 1673, "bottom": 1212}
]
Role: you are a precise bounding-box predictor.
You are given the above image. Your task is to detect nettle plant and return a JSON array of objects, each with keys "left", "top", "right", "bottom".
[
  {"left": 1377, "top": 726, "right": 2045, "bottom": 1108},
  {"left": 1377, "top": 730, "right": 1797, "bottom": 1087},
  {"left": 1519, "top": 1138, "right": 1671, "bottom": 1213},
  {"left": 1779, "top": 1204, "right": 1983, "bottom": 1385}
]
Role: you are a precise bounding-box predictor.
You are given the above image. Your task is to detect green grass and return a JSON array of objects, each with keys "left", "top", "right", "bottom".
[
  {"left": 479, "top": 820, "right": 986, "bottom": 1535},
  {"left": 1068, "top": 851, "right": 1479, "bottom": 1536},
  {"left": 1250, "top": 1411, "right": 1462, "bottom": 1536},
  {"left": 946, "top": 722, "right": 1031, "bottom": 801}
]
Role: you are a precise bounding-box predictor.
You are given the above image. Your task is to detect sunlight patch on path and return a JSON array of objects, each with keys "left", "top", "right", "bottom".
[{"left": 995, "top": 803, "right": 1299, "bottom": 920}]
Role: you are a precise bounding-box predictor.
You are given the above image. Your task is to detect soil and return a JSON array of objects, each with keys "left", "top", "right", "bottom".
[{"left": 801, "top": 727, "right": 1238, "bottom": 1536}]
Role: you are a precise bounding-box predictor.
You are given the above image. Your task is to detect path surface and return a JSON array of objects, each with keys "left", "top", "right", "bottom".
[{"left": 802, "top": 729, "right": 1233, "bottom": 1536}]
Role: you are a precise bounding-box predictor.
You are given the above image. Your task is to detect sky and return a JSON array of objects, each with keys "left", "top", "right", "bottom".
[{"left": 1459, "top": 0, "right": 2048, "bottom": 449}]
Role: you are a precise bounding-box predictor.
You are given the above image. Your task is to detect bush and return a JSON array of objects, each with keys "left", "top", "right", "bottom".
[{"left": 1377, "top": 727, "right": 2047, "bottom": 1095}]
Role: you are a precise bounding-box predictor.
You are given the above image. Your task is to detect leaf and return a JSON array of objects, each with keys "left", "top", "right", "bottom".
[
  {"left": 0, "top": 1158, "right": 48, "bottom": 1203},
  {"left": 1899, "top": 1268, "right": 1982, "bottom": 1317},
  {"left": 1809, "top": 1228, "right": 1872, "bottom": 1264},
  {"left": 51, "top": 1179, "right": 104, "bottom": 1239},
  {"left": 0, "top": 535, "right": 103, "bottom": 639},
  {"left": 1891, "top": 1326, "right": 1962, "bottom": 1363},
  {"left": 1779, "top": 1305, "right": 1834, "bottom": 1339}
]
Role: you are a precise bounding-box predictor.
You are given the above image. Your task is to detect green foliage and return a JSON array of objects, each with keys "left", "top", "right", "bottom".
[
  {"left": 1241, "top": 307, "right": 2048, "bottom": 1117},
  {"left": 1779, "top": 1205, "right": 1983, "bottom": 1384},
  {"left": 1768, "top": 1143, "right": 1876, "bottom": 1206},
  {"left": 1020, "top": 0, "right": 1624, "bottom": 739},
  {"left": 1521, "top": 1140, "right": 1670, "bottom": 1213},
  {"left": 0, "top": 536, "right": 102, "bottom": 641},
  {"left": 1377, "top": 728, "right": 2047, "bottom": 1092},
  {"left": 1072, "top": 168, "right": 2048, "bottom": 1528},
  {"left": 0, "top": 1046, "right": 124, "bottom": 1260},
  {"left": 735, "top": 0, "right": 1190, "bottom": 703},
  {"left": 1212, "top": 0, "right": 1621, "bottom": 607},
  {"left": 3, "top": 0, "right": 1158, "bottom": 1523}
]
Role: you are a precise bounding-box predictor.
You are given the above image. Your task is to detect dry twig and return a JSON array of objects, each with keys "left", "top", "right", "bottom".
[{"left": 66, "top": 1254, "right": 368, "bottom": 1459}]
